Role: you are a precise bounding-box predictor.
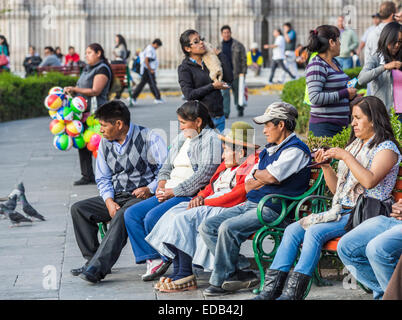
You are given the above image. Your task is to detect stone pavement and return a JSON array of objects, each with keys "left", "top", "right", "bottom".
[{"left": 0, "top": 94, "right": 372, "bottom": 300}]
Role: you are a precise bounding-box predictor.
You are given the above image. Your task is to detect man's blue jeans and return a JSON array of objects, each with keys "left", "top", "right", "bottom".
[
  {"left": 337, "top": 215, "right": 402, "bottom": 300},
  {"left": 335, "top": 57, "right": 353, "bottom": 70},
  {"left": 124, "top": 195, "right": 191, "bottom": 263},
  {"left": 269, "top": 212, "right": 350, "bottom": 276},
  {"left": 199, "top": 200, "right": 283, "bottom": 287}
]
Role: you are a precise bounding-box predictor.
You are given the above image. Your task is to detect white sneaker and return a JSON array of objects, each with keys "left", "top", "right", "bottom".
[
  {"left": 141, "top": 258, "right": 172, "bottom": 281},
  {"left": 129, "top": 98, "right": 137, "bottom": 106},
  {"left": 154, "top": 99, "right": 165, "bottom": 104}
]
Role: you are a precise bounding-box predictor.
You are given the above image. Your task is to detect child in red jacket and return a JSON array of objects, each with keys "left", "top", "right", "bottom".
[{"left": 145, "top": 121, "right": 260, "bottom": 292}]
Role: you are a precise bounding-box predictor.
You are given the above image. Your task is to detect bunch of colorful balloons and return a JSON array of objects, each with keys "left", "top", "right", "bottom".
[
  {"left": 45, "top": 87, "right": 88, "bottom": 151},
  {"left": 83, "top": 114, "right": 102, "bottom": 158},
  {"left": 44, "top": 87, "right": 102, "bottom": 158}
]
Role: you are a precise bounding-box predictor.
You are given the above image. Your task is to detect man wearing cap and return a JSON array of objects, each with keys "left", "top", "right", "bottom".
[
  {"left": 200, "top": 102, "right": 312, "bottom": 296},
  {"left": 144, "top": 121, "right": 260, "bottom": 292},
  {"left": 357, "top": 13, "right": 381, "bottom": 60},
  {"left": 247, "top": 42, "right": 264, "bottom": 76}
]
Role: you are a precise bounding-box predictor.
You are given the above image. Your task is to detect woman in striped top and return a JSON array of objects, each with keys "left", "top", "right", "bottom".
[{"left": 306, "top": 25, "right": 357, "bottom": 137}]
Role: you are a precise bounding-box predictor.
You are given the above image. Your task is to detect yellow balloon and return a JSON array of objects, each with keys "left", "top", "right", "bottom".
[{"left": 83, "top": 130, "right": 95, "bottom": 143}]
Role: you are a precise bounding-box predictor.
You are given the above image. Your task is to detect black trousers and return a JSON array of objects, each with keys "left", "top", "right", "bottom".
[
  {"left": 269, "top": 59, "right": 295, "bottom": 82},
  {"left": 70, "top": 193, "right": 143, "bottom": 278},
  {"left": 132, "top": 68, "right": 161, "bottom": 100},
  {"left": 78, "top": 147, "right": 95, "bottom": 181},
  {"left": 78, "top": 122, "right": 95, "bottom": 181}
]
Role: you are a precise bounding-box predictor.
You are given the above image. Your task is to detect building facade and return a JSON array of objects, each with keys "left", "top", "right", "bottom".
[{"left": 0, "top": 0, "right": 395, "bottom": 73}]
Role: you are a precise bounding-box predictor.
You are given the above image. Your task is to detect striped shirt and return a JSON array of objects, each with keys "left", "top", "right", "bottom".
[{"left": 306, "top": 55, "right": 350, "bottom": 127}]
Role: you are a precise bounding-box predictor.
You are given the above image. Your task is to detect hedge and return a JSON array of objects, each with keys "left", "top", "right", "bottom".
[
  {"left": 281, "top": 67, "right": 364, "bottom": 135},
  {"left": 0, "top": 72, "right": 78, "bottom": 122}
]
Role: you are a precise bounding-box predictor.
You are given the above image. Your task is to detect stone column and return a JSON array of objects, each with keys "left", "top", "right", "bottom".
[{"left": 0, "top": 0, "right": 29, "bottom": 73}]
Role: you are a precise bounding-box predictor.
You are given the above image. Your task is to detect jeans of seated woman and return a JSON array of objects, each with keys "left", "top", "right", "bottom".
[
  {"left": 337, "top": 215, "right": 402, "bottom": 300},
  {"left": 124, "top": 195, "right": 191, "bottom": 263},
  {"left": 269, "top": 211, "right": 351, "bottom": 277}
]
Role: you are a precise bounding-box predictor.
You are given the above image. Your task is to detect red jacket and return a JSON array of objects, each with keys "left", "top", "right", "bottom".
[{"left": 196, "top": 152, "right": 260, "bottom": 208}]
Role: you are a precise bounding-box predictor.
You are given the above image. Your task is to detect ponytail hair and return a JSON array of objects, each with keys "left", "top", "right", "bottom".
[
  {"left": 307, "top": 25, "right": 340, "bottom": 54},
  {"left": 87, "top": 43, "right": 114, "bottom": 91},
  {"left": 176, "top": 100, "right": 216, "bottom": 130}
]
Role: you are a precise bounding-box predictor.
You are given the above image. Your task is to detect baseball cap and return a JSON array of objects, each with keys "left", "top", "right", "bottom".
[
  {"left": 253, "top": 102, "right": 298, "bottom": 125},
  {"left": 372, "top": 13, "right": 380, "bottom": 18}
]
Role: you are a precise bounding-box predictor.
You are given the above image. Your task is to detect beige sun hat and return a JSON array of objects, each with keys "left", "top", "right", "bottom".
[{"left": 218, "top": 121, "right": 260, "bottom": 149}]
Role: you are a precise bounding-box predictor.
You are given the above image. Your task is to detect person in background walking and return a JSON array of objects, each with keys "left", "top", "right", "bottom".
[
  {"left": 23, "top": 45, "right": 42, "bottom": 76},
  {"left": 131, "top": 39, "right": 164, "bottom": 105},
  {"left": 218, "top": 25, "right": 247, "bottom": 118},
  {"left": 112, "top": 34, "right": 128, "bottom": 64},
  {"left": 247, "top": 42, "right": 263, "bottom": 76},
  {"left": 365, "top": 1, "right": 397, "bottom": 62},
  {"left": 65, "top": 46, "right": 80, "bottom": 66},
  {"left": 0, "top": 35, "right": 10, "bottom": 72},
  {"left": 39, "top": 46, "right": 61, "bottom": 67},
  {"left": 335, "top": 16, "right": 359, "bottom": 71},
  {"left": 283, "top": 22, "right": 298, "bottom": 80},
  {"left": 356, "top": 13, "right": 381, "bottom": 61},
  {"left": 305, "top": 25, "right": 356, "bottom": 137},
  {"left": 264, "top": 29, "right": 296, "bottom": 84},
  {"left": 178, "top": 29, "right": 233, "bottom": 132},
  {"left": 64, "top": 43, "right": 113, "bottom": 186}
]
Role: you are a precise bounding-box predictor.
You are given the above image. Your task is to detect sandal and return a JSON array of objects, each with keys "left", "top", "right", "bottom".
[
  {"left": 159, "top": 275, "right": 197, "bottom": 293},
  {"left": 154, "top": 276, "right": 172, "bottom": 290}
]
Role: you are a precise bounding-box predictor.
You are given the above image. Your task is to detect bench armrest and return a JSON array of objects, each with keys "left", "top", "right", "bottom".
[
  {"left": 294, "top": 195, "right": 333, "bottom": 221},
  {"left": 257, "top": 193, "right": 305, "bottom": 228}
]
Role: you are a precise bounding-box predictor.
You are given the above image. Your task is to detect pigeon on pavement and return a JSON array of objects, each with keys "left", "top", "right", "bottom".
[
  {"left": 7, "top": 182, "right": 25, "bottom": 201},
  {"left": 20, "top": 194, "right": 46, "bottom": 221},
  {"left": 0, "top": 194, "right": 18, "bottom": 213},
  {"left": 8, "top": 210, "right": 32, "bottom": 227}
]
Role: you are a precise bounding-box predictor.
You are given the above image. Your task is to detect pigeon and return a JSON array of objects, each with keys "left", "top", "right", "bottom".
[
  {"left": 20, "top": 193, "right": 46, "bottom": 221},
  {"left": 7, "top": 182, "right": 25, "bottom": 201},
  {"left": 8, "top": 210, "right": 32, "bottom": 227},
  {"left": 0, "top": 194, "right": 18, "bottom": 213}
]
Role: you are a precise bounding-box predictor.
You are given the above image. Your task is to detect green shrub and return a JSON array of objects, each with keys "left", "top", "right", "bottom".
[
  {"left": 281, "top": 67, "right": 364, "bottom": 135},
  {"left": 0, "top": 72, "right": 78, "bottom": 122}
]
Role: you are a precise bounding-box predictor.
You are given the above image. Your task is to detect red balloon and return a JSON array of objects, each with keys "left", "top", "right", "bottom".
[
  {"left": 93, "top": 150, "right": 98, "bottom": 158},
  {"left": 87, "top": 142, "right": 96, "bottom": 152},
  {"left": 90, "top": 133, "right": 102, "bottom": 148}
]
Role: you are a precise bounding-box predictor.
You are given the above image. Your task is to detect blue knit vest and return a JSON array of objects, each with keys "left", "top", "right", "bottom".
[{"left": 247, "top": 135, "right": 311, "bottom": 213}]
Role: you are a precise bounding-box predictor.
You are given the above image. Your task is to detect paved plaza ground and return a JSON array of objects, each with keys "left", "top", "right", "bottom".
[{"left": 0, "top": 94, "right": 372, "bottom": 300}]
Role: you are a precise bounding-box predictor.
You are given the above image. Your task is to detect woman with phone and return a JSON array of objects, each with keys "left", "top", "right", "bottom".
[
  {"left": 253, "top": 96, "right": 400, "bottom": 300},
  {"left": 178, "top": 29, "right": 233, "bottom": 132}
]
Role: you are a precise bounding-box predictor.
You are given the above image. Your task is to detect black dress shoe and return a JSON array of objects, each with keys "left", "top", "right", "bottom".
[
  {"left": 70, "top": 265, "right": 87, "bottom": 276},
  {"left": 79, "top": 266, "right": 102, "bottom": 284},
  {"left": 221, "top": 270, "right": 259, "bottom": 292},
  {"left": 74, "top": 177, "right": 96, "bottom": 186},
  {"left": 203, "top": 285, "right": 230, "bottom": 296}
]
